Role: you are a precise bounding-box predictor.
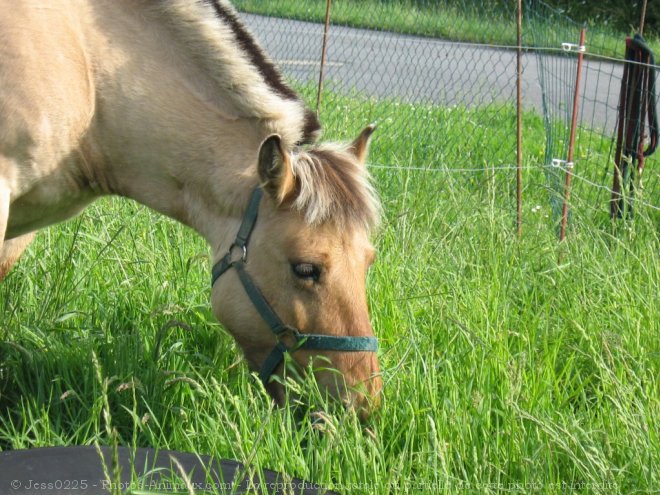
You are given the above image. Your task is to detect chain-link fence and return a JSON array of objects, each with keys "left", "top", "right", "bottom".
[
  {"left": 529, "top": 1, "right": 660, "bottom": 225},
  {"left": 234, "top": 0, "right": 660, "bottom": 230}
]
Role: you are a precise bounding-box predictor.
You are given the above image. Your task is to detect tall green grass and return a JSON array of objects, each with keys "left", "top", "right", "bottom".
[{"left": 1, "top": 94, "right": 658, "bottom": 493}]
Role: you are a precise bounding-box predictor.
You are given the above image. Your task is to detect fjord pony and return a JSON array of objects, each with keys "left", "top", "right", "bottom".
[{"left": 0, "top": 0, "right": 381, "bottom": 416}]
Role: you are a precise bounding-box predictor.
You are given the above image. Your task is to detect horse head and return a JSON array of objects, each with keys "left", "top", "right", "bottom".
[{"left": 211, "top": 126, "right": 382, "bottom": 419}]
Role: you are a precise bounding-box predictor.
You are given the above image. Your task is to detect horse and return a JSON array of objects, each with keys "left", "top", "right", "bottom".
[{"left": 0, "top": 0, "right": 382, "bottom": 418}]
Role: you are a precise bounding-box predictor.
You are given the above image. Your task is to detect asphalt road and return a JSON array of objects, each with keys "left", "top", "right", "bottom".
[{"left": 241, "top": 13, "right": 627, "bottom": 132}]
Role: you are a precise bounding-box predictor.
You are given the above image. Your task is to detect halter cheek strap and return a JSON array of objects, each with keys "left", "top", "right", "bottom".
[{"left": 211, "top": 187, "right": 378, "bottom": 385}]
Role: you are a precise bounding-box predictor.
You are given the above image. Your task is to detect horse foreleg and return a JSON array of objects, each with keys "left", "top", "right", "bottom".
[
  {"left": 0, "top": 179, "right": 8, "bottom": 254},
  {"left": 0, "top": 233, "right": 36, "bottom": 281},
  {"left": 0, "top": 183, "right": 35, "bottom": 281}
]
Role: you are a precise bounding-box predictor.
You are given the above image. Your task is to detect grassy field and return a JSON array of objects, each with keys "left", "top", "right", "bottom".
[
  {"left": 1, "top": 89, "right": 658, "bottom": 494},
  {"left": 233, "top": 0, "right": 660, "bottom": 59}
]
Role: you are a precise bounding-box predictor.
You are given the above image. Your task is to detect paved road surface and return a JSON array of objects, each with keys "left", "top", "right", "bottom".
[{"left": 241, "top": 13, "right": 627, "bottom": 132}]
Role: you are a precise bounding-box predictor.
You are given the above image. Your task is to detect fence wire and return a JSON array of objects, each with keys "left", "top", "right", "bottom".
[{"left": 234, "top": 0, "right": 660, "bottom": 227}]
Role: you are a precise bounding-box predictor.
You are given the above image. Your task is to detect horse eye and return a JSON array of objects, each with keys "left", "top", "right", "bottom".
[{"left": 291, "top": 263, "right": 321, "bottom": 282}]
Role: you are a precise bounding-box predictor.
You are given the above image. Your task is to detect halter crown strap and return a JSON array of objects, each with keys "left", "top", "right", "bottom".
[
  {"left": 211, "top": 186, "right": 378, "bottom": 385},
  {"left": 234, "top": 187, "right": 263, "bottom": 248}
]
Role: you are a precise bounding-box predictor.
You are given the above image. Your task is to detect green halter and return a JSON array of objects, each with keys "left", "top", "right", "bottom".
[{"left": 211, "top": 187, "right": 378, "bottom": 384}]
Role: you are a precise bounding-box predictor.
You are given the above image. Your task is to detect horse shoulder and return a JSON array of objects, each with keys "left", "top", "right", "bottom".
[{"left": 0, "top": 1, "right": 98, "bottom": 233}]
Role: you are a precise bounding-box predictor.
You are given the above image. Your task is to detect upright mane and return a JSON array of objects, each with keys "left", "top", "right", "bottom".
[
  {"left": 153, "top": 0, "right": 321, "bottom": 146},
  {"left": 151, "top": 1, "right": 379, "bottom": 231},
  {"left": 291, "top": 144, "right": 381, "bottom": 232}
]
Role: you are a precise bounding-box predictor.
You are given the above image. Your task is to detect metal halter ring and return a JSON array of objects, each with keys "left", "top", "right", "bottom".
[
  {"left": 227, "top": 243, "right": 247, "bottom": 265},
  {"left": 276, "top": 325, "right": 302, "bottom": 346}
]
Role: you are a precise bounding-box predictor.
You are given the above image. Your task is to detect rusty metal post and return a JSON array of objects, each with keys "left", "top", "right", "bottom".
[
  {"left": 316, "top": 0, "right": 333, "bottom": 115},
  {"left": 640, "top": 0, "right": 648, "bottom": 35},
  {"left": 516, "top": 0, "right": 523, "bottom": 237},
  {"left": 559, "top": 28, "right": 587, "bottom": 243}
]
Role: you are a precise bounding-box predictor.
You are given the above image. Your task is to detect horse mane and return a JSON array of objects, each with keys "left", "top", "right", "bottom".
[
  {"left": 291, "top": 144, "right": 381, "bottom": 232},
  {"left": 152, "top": 0, "right": 321, "bottom": 146},
  {"left": 150, "top": 1, "right": 378, "bottom": 230}
]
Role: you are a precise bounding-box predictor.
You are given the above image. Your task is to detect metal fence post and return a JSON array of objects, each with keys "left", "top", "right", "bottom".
[
  {"left": 559, "top": 27, "right": 587, "bottom": 243},
  {"left": 516, "top": 0, "right": 524, "bottom": 237},
  {"left": 316, "top": 0, "right": 333, "bottom": 115}
]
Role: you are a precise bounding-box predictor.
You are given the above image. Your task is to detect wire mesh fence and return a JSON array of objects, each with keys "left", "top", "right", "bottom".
[
  {"left": 528, "top": 0, "right": 660, "bottom": 225},
  {"left": 233, "top": 0, "right": 660, "bottom": 231}
]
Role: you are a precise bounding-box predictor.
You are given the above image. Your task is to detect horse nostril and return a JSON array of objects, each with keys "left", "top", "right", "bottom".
[{"left": 370, "top": 375, "right": 383, "bottom": 407}]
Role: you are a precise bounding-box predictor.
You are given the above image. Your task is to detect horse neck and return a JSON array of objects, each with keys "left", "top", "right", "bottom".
[{"left": 85, "top": 2, "right": 281, "bottom": 249}]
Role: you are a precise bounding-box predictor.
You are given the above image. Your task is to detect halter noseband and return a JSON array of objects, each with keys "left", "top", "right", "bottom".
[{"left": 211, "top": 187, "right": 378, "bottom": 384}]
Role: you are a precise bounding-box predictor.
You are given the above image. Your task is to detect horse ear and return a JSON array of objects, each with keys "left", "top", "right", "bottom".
[
  {"left": 350, "top": 124, "right": 376, "bottom": 165},
  {"left": 257, "top": 135, "right": 296, "bottom": 205}
]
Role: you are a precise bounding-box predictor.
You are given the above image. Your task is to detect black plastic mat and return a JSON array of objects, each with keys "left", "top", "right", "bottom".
[{"left": 0, "top": 446, "right": 338, "bottom": 495}]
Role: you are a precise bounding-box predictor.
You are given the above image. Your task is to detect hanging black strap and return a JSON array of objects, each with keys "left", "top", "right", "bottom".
[
  {"left": 611, "top": 34, "right": 658, "bottom": 218},
  {"left": 631, "top": 34, "right": 658, "bottom": 159}
]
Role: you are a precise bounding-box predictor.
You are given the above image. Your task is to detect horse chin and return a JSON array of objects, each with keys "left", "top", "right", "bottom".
[
  {"left": 263, "top": 370, "right": 382, "bottom": 424},
  {"left": 264, "top": 380, "right": 288, "bottom": 407}
]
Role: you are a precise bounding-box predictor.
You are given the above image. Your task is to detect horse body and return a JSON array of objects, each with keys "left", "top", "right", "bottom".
[{"left": 1, "top": 0, "right": 381, "bottom": 416}]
